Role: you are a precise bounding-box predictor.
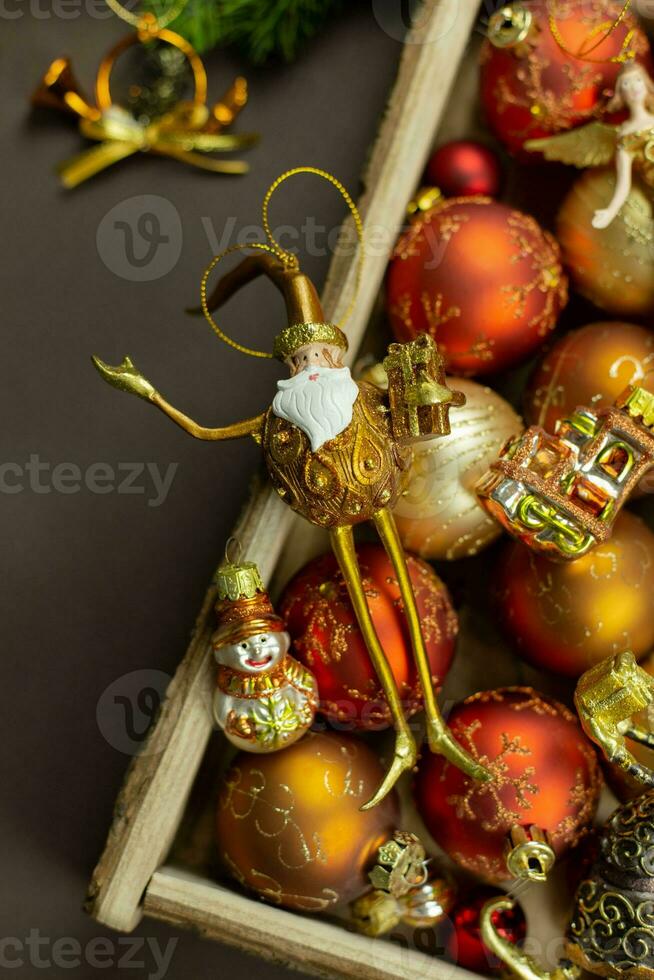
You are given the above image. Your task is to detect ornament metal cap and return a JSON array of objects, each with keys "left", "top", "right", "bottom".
[
  {"left": 487, "top": 3, "right": 534, "bottom": 48},
  {"left": 504, "top": 824, "right": 555, "bottom": 882},
  {"left": 212, "top": 546, "right": 286, "bottom": 646}
]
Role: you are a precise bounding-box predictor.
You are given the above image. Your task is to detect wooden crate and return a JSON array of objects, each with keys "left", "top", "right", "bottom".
[{"left": 86, "top": 3, "right": 589, "bottom": 976}]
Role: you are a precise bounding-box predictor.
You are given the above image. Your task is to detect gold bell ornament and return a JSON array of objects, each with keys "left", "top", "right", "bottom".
[
  {"left": 92, "top": 166, "right": 490, "bottom": 809},
  {"left": 350, "top": 831, "right": 456, "bottom": 937},
  {"left": 31, "top": 0, "right": 257, "bottom": 188},
  {"left": 211, "top": 543, "right": 318, "bottom": 753}
]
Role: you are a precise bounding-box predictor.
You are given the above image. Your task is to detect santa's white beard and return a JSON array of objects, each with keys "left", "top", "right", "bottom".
[{"left": 272, "top": 365, "right": 359, "bottom": 452}]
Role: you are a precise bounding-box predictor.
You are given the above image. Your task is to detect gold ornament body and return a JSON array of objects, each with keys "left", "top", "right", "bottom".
[
  {"left": 262, "top": 382, "right": 408, "bottom": 528},
  {"left": 558, "top": 169, "right": 654, "bottom": 316}
]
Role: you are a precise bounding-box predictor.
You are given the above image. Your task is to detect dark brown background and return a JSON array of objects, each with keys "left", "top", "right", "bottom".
[{"left": 1, "top": 4, "right": 407, "bottom": 977}]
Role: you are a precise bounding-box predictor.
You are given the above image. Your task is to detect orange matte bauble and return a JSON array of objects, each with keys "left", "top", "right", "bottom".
[
  {"left": 215, "top": 732, "right": 400, "bottom": 912},
  {"left": 480, "top": 0, "right": 650, "bottom": 157},
  {"left": 495, "top": 511, "right": 654, "bottom": 678},
  {"left": 413, "top": 688, "right": 602, "bottom": 883},
  {"left": 387, "top": 197, "right": 567, "bottom": 377},
  {"left": 525, "top": 321, "right": 654, "bottom": 434},
  {"left": 279, "top": 544, "right": 456, "bottom": 730}
]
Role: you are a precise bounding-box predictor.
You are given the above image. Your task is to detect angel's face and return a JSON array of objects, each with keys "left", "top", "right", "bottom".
[{"left": 620, "top": 70, "right": 648, "bottom": 110}]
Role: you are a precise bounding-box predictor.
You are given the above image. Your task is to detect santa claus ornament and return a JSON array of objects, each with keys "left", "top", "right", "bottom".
[
  {"left": 387, "top": 196, "right": 567, "bottom": 377},
  {"left": 480, "top": 0, "right": 650, "bottom": 156},
  {"left": 413, "top": 687, "right": 602, "bottom": 884},
  {"left": 279, "top": 543, "right": 457, "bottom": 730},
  {"left": 92, "top": 166, "right": 489, "bottom": 809},
  {"left": 211, "top": 549, "right": 318, "bottom": 752}
]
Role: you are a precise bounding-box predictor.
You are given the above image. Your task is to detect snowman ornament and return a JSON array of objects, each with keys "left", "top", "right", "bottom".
[{"left": 212, "top": 553, "right": 318, "bottom": 753}]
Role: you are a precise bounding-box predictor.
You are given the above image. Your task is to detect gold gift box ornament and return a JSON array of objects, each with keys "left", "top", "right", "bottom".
[
  {"left": 476, "top": 385, "right": 654, "bottom": 561},
  {"left": 31, "top": 0, "right": 258, "bottom": 189}
]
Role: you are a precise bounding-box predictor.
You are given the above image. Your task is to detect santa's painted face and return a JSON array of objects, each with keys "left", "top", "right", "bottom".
[
  {"left": 215, "top": 630, "right": 290, "bottom": 673},
  {"left": 272, "top": 356, "right": 359, "bottom": 452}
]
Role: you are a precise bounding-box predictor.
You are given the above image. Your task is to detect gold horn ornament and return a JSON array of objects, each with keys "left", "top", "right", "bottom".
[{"left": 32, "top": 1, "right": 258, "bottom": 188}]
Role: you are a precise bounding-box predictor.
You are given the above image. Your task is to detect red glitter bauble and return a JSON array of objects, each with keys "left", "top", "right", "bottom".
[
  {"left": 480, "top": 0, "right": 651, "bottom": 156},
  {"left": 278, "top": 544, "right": 457, "bottom": 731},
  {"left": 413, "top": 687, "right": 602, "bottom": 883},
  {"left": 426, "top": 141, "right": 502, "bottom": 198},
  {"left": 444, "top": 887, "right": 527, "bottom": 975},
  {"left": 387, "top": 197, "right": 567, "bottom": 376}
]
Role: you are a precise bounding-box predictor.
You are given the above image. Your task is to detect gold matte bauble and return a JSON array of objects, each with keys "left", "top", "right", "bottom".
[
  {"left": 393, "top": 379, "right": 522, "bottom": 560},
  {"left": 557, "top": 170, "right": 654, "bottom": 316},
  {"left": 496, "top": 511, "right": 654, "bottom": 678},
  {"left": 215, "top": 731, "right": 400, "bottom": 912},
  {"left": 525, "top": 321, "right": 654, "bottom": 434}
]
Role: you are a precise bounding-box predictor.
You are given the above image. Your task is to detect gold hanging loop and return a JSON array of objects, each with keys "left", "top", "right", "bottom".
[
  {"left": 200, "top": 243, "right": 283, "bottom": 359},
  {"left": 199, "top": 167, "right": 364, "bottom": 358},
  {"left": 261, "top": 166, "right": 365, "bottom": 329},
  {"left": 103, "top": 0, "right": 188, "bottom": 30},
  {"left": 548, "top": 0, "right": 635, "bottom": 64}
]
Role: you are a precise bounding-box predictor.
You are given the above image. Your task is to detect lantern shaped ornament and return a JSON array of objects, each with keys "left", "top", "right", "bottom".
[{"left": 476, "top": 385, "right": 654, "bottom": 561}]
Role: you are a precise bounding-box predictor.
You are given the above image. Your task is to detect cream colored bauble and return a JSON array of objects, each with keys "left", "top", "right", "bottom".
[{"left": 393, "top": 378, "right": 522, "bottom": 560}]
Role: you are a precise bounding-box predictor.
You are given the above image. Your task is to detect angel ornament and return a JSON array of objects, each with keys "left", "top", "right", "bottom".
[
  {"left": 92, "top": 168, "right": 490, "bottom": 810},
  {"left": 528, "top": 62, "right": 654, "bottom": 229}
]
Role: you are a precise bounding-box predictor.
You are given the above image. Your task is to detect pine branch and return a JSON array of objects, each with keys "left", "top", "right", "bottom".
[{"left": 145, "top": 0, "right": 342, "bottom": 63}]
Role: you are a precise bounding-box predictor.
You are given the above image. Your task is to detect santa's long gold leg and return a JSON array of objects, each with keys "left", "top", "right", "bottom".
[
  {"left": 330, "top": 523, "right": 417, "bottom": 810},
  {"left": 373, "top": 507, "right": 490, "bottom": 783}
]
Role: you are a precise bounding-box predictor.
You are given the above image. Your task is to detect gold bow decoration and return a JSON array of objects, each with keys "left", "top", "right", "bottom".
[
  {"left": 32, "top": 12, "right": 258, "bottom": 188},
  {"left": 56, "top": 100, "right": 258, "bottom": 189}
]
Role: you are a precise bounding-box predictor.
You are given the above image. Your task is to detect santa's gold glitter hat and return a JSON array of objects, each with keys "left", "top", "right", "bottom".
[{"left": 212, "top": 552, "right": 285, "bottom": 648}]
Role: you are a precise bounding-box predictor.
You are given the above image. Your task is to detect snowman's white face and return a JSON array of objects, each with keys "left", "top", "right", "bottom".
[{"left": 215, "top": 630, "right": 290, "bottom": 673}]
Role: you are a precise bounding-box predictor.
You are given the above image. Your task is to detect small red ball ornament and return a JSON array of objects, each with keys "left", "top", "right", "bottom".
[
  {"left": 278, "top": 543, "right": 457, "bottom": 731},
  {"left": 480, "top": 0, "right": 651, "bottom": 156},
  {"left": 413, "top": 688, "right": 602, "bottom": 883},
  {"left": 426, "top": 141, "right": 502, "bottom": 198},
  {"left": 444, "top": 887, "right": 527, "bottom": 976},
  {"left": 387, "top": 197, "right": 567, "bottom": 377}
]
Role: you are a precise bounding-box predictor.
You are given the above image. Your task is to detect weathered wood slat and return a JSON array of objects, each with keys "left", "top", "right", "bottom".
[
  {"left": 87, "top": 0, "right": 479, "bottom": 954},
  {"left": 144, "top": 866, "right": 482, "bottom": 980}
]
